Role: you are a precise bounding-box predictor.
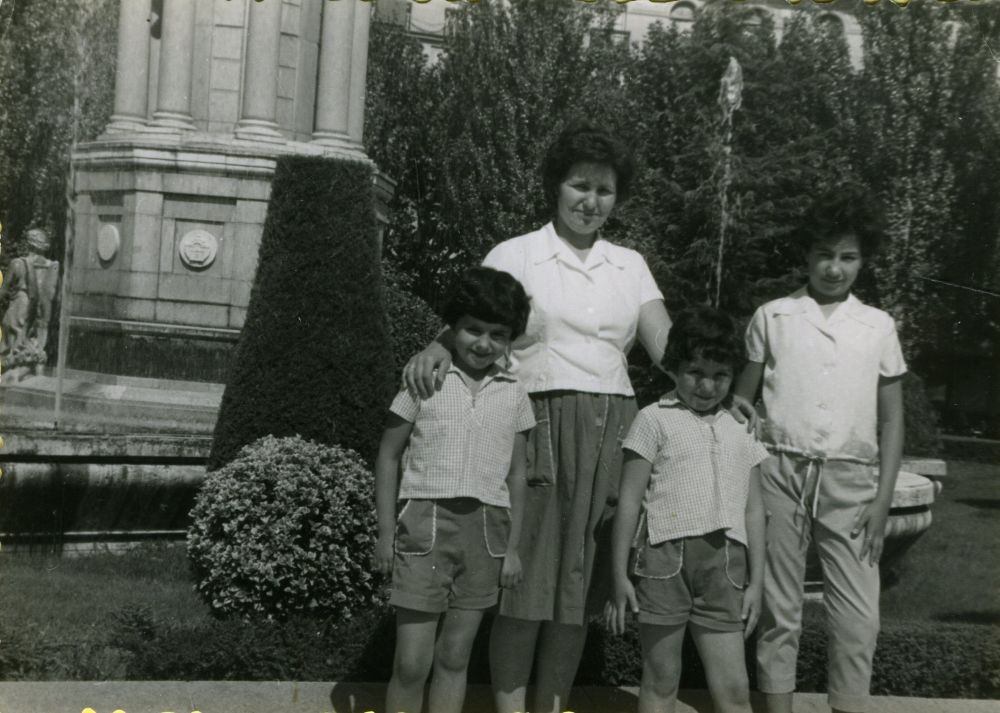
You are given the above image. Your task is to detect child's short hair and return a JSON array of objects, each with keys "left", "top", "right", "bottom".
[
  {"left": 442, "top": 266, "right": 530, "bottom": 340},
  {"left": 796, "top": 188, "right": 886, "bottom": 258},
  {"left": 662, "top": 305, "right": 743, "bottom": 373}
]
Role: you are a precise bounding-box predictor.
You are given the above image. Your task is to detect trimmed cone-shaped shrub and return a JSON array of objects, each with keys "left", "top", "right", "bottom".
[
  {"left": 188, "top": 435, "right": 381, "bottom": 621},
  {"left": 208, "top": 156, "right": 395, "bottom": 470},
  {"left": 382, "top": 262, "right": 442, "bottom": 381}
]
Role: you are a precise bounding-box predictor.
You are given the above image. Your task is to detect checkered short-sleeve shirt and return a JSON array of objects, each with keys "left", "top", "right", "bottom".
[
  {"left": 391, "top": 366, "right": 535, "bottom": 507},
  {"left": 623, "top": 392, "right": 770, "bottom": 546}
]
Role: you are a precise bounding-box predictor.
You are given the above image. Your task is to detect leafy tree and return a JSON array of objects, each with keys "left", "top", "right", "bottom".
[
  {"left": 0, "top": 0, "right": 116, "bottom": 258},
  {"left": 937, "top": 5, "right": 1000, "bottom": 356},
  {"left": 363, "top": 20, "right": 444, "bottom": 306},
  {"left": 0, "top": 0, "right": 116, "bottom": 363},
  {"left": 855, "top": 3, "right": 961, "bottom": 360},
  {"left": 619, "top": 7, "right": 860, "bottom": 317}
]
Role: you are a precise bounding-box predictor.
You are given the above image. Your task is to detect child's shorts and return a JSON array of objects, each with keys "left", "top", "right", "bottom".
[
  {"left": 634, "top": 528, "right": 747, "bottom": 631},
  {"left": 390, "top": 497, "right": 510, "bottom": 613}
]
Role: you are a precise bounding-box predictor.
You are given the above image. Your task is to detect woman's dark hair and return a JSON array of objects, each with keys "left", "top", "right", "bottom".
[
  {"left": 662, "top": 305, "right": 743, "bottom": 373},
  {"left": 796, "top": 187, "right": 886, "bottom": 258},
  {"left": 541, "top": 121, "right": 635, "bottom": 214},
  {"left": 442, "top": 266, "right": 531, "bottom": 340}
]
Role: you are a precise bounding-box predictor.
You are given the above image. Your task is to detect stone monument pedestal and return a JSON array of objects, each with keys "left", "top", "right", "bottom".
[
  {"left": 0, "top": 0, "right": 394, "bottom": 554},
  {"left": 67, "top": 134, "right": 392, "bottom": 384},
  {"left": 61, "top": 0, "right": 389, "bottom": 386}
]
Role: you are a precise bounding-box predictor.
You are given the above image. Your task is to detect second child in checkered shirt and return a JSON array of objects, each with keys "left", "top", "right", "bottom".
[
  {"left": 606, "top": 305, "right": 769, "bottom": 713},
  {"left": 374, "top": 266, "right": 535, "bottom": 713}
]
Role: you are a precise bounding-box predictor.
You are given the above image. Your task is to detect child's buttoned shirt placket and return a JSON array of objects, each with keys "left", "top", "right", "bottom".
[
  {"left": 624, "top": 393, "right": 769, "bottom": 548},
  {"left": 391, "top": 366, "right": 535, "bottom": 508},
  {"left": 453, "top": 368, "right": 502, "bottom": 474}
]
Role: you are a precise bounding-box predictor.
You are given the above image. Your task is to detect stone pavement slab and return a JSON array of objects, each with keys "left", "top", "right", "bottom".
[{"left": 0, "top": 682, "right": 998, "bottom": 713}]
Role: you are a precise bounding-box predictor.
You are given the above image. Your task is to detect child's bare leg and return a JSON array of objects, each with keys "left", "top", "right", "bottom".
[
  {"left": 690, "top": 626, "right": 752, "bottom": 713},
  {"left": 387, "top": 608, "right": 439, "bottom": 713},
  {"left": 637, "top": 622, "right": 685, "bottom": 713},
  {"left": 764, "top": 692, "right": 793, "bottom": 713},
  {"left": 490, "top": 614, "right": 540, "bottom": 713},
  {"left": 532, "top": 621, "right": 587, "bottom": 713},
  {"left": 428, "top": 607, "right": 485, "bottom": 713}
]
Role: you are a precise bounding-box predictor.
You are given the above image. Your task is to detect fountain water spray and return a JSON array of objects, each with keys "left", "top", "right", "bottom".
[{"left": 712, "top": 56, "right": 743, "bottom": 307}]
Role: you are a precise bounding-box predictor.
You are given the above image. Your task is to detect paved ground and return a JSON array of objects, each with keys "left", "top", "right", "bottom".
[{"left": 0, "top": 682, "right": 998, "bottom": 713}]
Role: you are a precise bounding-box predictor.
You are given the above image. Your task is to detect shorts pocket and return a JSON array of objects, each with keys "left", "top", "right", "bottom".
[
  {"left": 526, "top": 398, "right": 555, "bottom": 486},
  {"left": 394, "top": 500, "right": 436, "bottom": 556},
  {"left": 634, "top": 537, "right": 684, "bottom": 580},
  {"left": 483, "top": 505, "right": 511, "bottom": 558},
  {"left": 724, "top": 539, "right": 748, "bottom": 590}
]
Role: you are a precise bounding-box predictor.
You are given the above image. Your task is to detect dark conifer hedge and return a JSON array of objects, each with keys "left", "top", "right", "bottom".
[{"left": 208, "top": 156, "right": 395, "bottom": 470}]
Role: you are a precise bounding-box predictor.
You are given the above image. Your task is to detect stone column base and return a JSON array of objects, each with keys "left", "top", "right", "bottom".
[{"left": 235, "top": 120, "right": 285, "bottom": 144}]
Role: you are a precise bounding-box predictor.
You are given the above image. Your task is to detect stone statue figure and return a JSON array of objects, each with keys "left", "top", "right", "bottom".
[{"left": 0, "top": 228, "right": 60, "bottom": 367}]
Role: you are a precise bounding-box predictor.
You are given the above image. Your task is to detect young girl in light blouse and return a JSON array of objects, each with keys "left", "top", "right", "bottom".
[{"left": 735, "top": 192, "right": 906, "bottom": 713}]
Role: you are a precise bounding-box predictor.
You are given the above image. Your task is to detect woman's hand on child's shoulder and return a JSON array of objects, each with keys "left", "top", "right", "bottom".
[
  {"left": 403, "top": 341, "right": 452, "bottom": 400},
  {"left": 727, "top": 393, "right": 759, "bottom": 433}
]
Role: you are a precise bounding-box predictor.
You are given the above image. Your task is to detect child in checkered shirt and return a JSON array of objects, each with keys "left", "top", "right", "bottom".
[
  {"left": 374, "top": 266, "right": 535, "bottom": 713},
  {"left": 606, "top": 305, "right": 769, "bottom": 713}
]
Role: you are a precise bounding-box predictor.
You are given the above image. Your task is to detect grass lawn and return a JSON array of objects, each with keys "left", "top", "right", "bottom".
[
  {"left": 878, "top": 460, "right": 1000, "bottom": 624},
  {"left": 0, "top": 541, "right": 210, "bottom": 639}
]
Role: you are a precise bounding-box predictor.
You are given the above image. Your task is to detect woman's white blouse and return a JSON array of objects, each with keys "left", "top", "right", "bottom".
[{"left": 482, "top": 222, "right": 664, "bottom": 396}]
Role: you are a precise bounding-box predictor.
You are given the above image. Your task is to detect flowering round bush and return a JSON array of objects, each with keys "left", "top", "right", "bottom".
[{"left": 188, "top": 435, "right": 381, "bottom": 620}]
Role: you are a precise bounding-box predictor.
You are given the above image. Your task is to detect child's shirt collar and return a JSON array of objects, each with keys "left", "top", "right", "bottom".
[
  {"left": 657, "top": 390, "right": 727, "bottom": 422},
  {"left": 778, "top": 286, "right": 880, "bottom": 330},
  {"left": 446, "top": 361, "right": 517, "bottom": 390}
]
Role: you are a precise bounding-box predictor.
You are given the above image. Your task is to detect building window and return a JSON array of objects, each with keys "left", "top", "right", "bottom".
[
  {"left": 742, "top": 9, "right": 767, "bottom": 30},
  {"left": 374, "top": 0, "right": 411, "bottom": 27},
  {"left": 815, "top": 13, "right": 844, "bottom": 37},
  {"left": 586, "top": 27, "right": 630, "bottom": 49},
  {"left": 670, "top": 2, "right": 697, "bottom": 25},
  {"left": 443, "top": 6, "right": 463, "bottom": 36}
]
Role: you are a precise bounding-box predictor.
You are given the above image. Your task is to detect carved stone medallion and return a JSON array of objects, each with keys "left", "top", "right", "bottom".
[
  {"left": 178, "top": 229, "right": 218, "bottom": 269},
  {"left": 97, "top": 224, "right": 120, "bottom": 262}
]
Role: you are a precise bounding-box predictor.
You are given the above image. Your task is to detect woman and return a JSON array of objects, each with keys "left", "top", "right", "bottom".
[{"left": 405, "top": 123, "right": 744, "bottom": 713}]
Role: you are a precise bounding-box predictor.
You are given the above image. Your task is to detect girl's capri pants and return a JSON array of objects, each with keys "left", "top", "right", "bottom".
[{"left": 756, "top": 453, "right": 881, "bottom": 713}]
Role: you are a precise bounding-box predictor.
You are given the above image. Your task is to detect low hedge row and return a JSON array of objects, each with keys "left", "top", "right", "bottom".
[
  {"left": 942, "top": 437, "right": 1000, "bottom": 464},
  {"left": 590, "top": 615, "right": 1000, "bottom": 699},
  {"left": 3, "top": 604, "right": 998, "bottom": 698}
]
